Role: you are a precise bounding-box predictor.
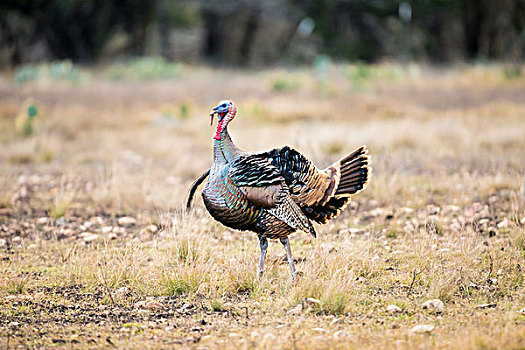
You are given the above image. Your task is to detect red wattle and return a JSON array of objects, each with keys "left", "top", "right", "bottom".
[{"left": 214, "top": 120, "right": 224, "bottom": 140}]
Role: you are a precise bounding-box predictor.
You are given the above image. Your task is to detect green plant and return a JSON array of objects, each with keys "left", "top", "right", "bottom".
[{"left": 103, "top": 57, "right": 183, "bottom": 81}]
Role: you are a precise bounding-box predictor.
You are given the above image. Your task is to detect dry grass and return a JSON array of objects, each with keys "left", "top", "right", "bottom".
[{"left": 0, "top": 63, "right": 524, "bottom": 349}]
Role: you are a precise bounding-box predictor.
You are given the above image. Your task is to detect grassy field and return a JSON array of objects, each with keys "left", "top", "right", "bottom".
[{"left": 0, "top": 62, "right": 524, "bottom": 349}]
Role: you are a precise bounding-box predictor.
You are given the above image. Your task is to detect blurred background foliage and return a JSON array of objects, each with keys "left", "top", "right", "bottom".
[{"left": 1, "top": 0, "right": 524, "bottom": 68}]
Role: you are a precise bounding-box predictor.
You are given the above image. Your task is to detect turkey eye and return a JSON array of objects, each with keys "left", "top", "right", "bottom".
[{"left": 221, "top": 104, "right": 227, "bottom": 108}]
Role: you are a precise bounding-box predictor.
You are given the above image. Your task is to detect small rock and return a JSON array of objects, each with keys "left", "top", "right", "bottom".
[
  {"left": 479, "top": 218, "right": 489, "bottom": 225},
  {"left": 334, "top": 330, "right": 350, "bottom": 338},
  {"left": 27, "top": 244, "right": 37, "bottom": 250},
  {"left": 12, "top": 236, "right": 21, "bottom": 243},
  {"left": 118, "top": 217, "right": 137, "bottom": 226},
  {"left": 446, "top": 205, "right": 460, "bottom": 212},
  {"left": 228, "top": 333, "right": 239, "bottom": 337},
  {"left": 36, "top": 217, "right": 49, "bottom": 225},
  {"left": 82, "top": 233, "right": 99, "bottom": 242},
  {"left": 146, "top": 224, "right": 158, "bottom": 233},
  {"left": 330, "top": 318, "right": 343, "bottom": 326},
  {"left": 101, "top": 226, "right": 113, "bottom": 234},
  {"left": 476, "top": 303, "right": 497, "bottom": 309},
  {"left": 145, "top": 300, "right": 164, "bottom": 309},
  {"left": 497, "top": 218, "right": 509, "bottom": 229},
  {"left": 114, "top": 287, "right": 129, "bottom": 296},
  {"left": 287, "top": 304, "right": 302, "bottom": 315},
  {"left": 410, "top": 324, "right": 435, "bottom": 334},
  {"left": 113, "top": 226, "right": 125, "bottom": 234},
  {"left": 497, "top": 269, "right": 503, "bottom": 276},
  {"left": 89, "top": 216, "right": 103, "bottom": 225},
  {"left": 264, "top": 333, "right": 276, "bottom": 340},
  {"left": 108, "top": 233, "right": 118, "bottom": 240},
  {"left": 387, "top": 304, "right": 402, "bottom": 313},
  {"left": 469, "top": 282, "right": 479, "bottom": 289},
  {"left": 304, "top": 297, "right": 320, "bottom": 307},
  {"left": 9, "top": 321, "right": 20, "bottom": 327},
  {"left": 134, "top": 301, "right": 147, "bottom": 308},
  {"left": 0, "top": 238, "right": 6, "bottom": 247},
  {"left": 312, "top": 328, "right": 327, "bottom": 333},
  {"left": 422, "top": 299, "right": 444, "bottom": 313}
]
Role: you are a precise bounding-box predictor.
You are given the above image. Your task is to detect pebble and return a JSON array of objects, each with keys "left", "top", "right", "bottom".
[
  {"left": 333, "top": 330, "right": 350, "bottom": 338},
  {"left": 0, "top": 238, "right": 6, "bottom": 247},
  {"left": 89, "top": 216, "right": 104, "bottom": 225},
  {"left": 134, "top": 301, "right": 147, "bottom": 308},
  {"left": 410, "top": 324, "right": 435, "bottom": 334},
  {"left": 476, "top": 303, "right": 497, "bottom": 309},
  {"left": 108, "top": 233, "right": 118, "bottom": 240},
  {"left": 387, "top": 304, "right": 402, "bottom": 313},
  {"left": 12, "top": 236, "right": 21, "bottom": 243},
  {"left": 330, "top": 318, "right": 344, "bottom": 326},
  {"left": 263, "top": 333, "right": 276, "bottom": 340},
  {"left": 145, "top": 224, "right": 158, "bottom": 233},
  {"left": 312, "top": 328, "right": 327, "bottom": 333},
  {"left": 36, "top": 217, "right": 49, "bottom": 225},
  {"left": 27, "top": 243, "right": 37, "bottom": 250},
  {"left": 9, "top": 321, "right": 20, "bottom": 327},
  {"left": 497, "top": 218, "right": 509, "bottom": 229},
  {"left": 82, "top": 233, "right": 99, "bottom": 242},
  {"left": 287, "top": 304, "right": 302, "bottom": 315},
  {"left": 446, "top": 205, "right": 460, "bottom": 211},
  {"left": 118, "top": 217, "right": 137, "bottom": 226},
  {"left": 114, "top": 287, "right": 129, "bottom": 296},
  {"left": 304, "top": 297, "right": 320, "bottom": 307},
  {"left": 422, "top": 299, "right": 444, "bottom": 313},
  {"left": 101, "top": 226, "right": 113, "bottom": 234},
  {"left": 145, "top": 300, "right": 164, "bottom": 309}
]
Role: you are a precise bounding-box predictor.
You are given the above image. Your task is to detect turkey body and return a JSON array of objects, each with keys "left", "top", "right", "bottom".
[
  {"left": 202, "top": 134, "right": 296, "bottom": 239},
  {"left": 191, "top": 100, "right": 371, "bottom": 280}
]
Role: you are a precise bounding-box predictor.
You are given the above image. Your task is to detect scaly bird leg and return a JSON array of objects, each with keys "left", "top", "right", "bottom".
[
  {"left": 258, "top": 236, "right": 268, "bottom": 278},
  {"left": 280, "top": 237, "right": 296, "bottom": 282}
]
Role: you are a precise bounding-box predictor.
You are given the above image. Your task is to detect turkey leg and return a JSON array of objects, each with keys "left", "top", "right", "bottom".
[
  {"left": 257, "top": 236, "right": 268, "bottom": 278},
  {"left": 280, "top": 237, "right": 296, "bottom": 281}
]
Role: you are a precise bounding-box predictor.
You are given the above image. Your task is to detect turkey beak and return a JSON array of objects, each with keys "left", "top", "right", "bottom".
[{"left": 210, "top": 107, "right": 218, "bottom": 126}]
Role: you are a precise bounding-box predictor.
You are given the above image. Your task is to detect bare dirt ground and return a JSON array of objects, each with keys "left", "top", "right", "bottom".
[{"left": 0, "top": 63, "right": 524, "bottom": 349}]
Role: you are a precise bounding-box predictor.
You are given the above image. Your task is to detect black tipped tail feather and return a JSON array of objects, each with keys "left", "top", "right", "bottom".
[{"left": 335, "top": 146, "right": 371, "bottom": 196}]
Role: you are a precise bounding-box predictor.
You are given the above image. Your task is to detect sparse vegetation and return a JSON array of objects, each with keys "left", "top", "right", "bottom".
[{"left": 0, "top": 63, "right": 524, "bottom": 349}]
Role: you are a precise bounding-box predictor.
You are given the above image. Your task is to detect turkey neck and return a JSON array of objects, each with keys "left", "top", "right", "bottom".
[{"left": 213, "top": 127, "right": 242, "bottom": 166}]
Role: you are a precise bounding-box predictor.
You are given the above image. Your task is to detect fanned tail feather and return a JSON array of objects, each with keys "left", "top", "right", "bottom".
[{"left": 334, "top": 146, "right": 371, "bottom": 196}]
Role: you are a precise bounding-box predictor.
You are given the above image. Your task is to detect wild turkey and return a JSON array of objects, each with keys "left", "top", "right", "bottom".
[{"left": 187, "top": 100, "right": 371, "bottom": 280}]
